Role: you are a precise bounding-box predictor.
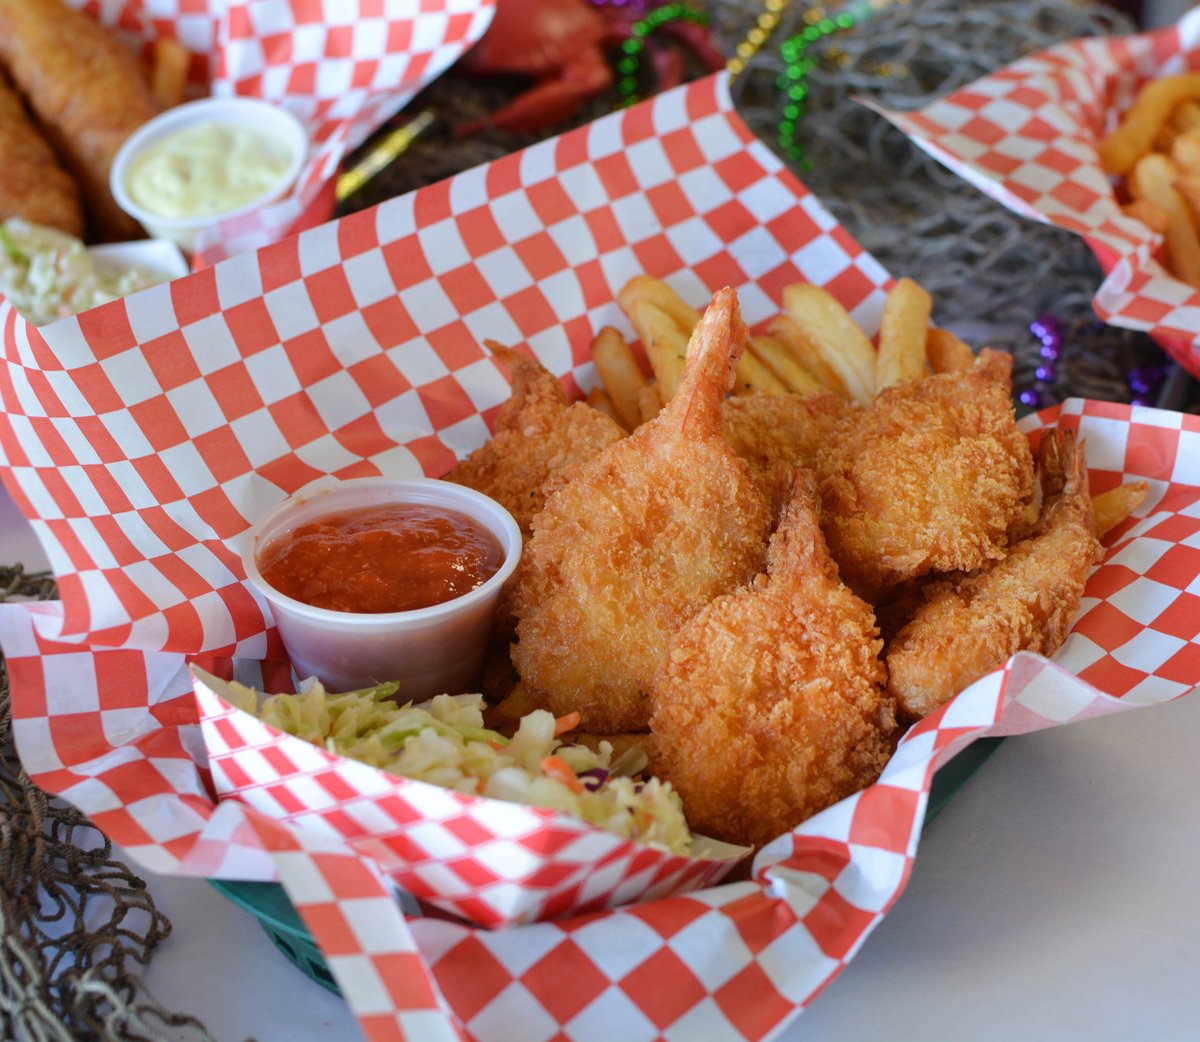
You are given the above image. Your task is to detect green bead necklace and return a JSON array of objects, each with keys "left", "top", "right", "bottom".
[{"left": 617, "top": 3, "right": 713, "bottom": 107}]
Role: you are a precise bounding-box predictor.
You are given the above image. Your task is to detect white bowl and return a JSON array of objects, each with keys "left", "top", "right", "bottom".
[
  {"left": 110, "top": 97, "right": 308, "bottom": 252},
  {"left": 88, "top": 238, "right": 189, "bottom": 281},
  {"left": 242, "top": 477, "right": 522, "bottom": 699}
]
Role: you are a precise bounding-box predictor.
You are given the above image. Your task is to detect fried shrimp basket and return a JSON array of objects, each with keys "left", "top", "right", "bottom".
[{"left": 2, "top": 73, "right": 1198, "bottom": 1042}]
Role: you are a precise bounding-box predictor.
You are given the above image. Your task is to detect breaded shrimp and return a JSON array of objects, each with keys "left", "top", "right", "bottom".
[
  {"left": 512, "top": 289, "right": 772, "bottom": 733},
  {"left": 650, "top": 470, "right": 896, "bottom": 849},
  {"left": 816, "top": 349, "right": 1035, "bottom": 594},
  {"left": 886, "top": 429, "right": 1103, "bottom": 720},
  {"left": 444, "top": 341, "right": 625, "bottom": 536},
  {"left": 721, "top": 390, "right": 853, "bottom": 510}
]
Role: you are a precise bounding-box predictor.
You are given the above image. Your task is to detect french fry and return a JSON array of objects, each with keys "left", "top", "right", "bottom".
[
  {"left": 591, "top": 326, "right": 647, "bottom": 431},
  {"left": 732, "top": 345, "right": 789, "bottom": 396},
  {"left": 1092, "top": 481, "right": 1149, "bottom": 539},
  {"left": 746, "top": 334, "right": 824, "bottom": 395},
  {"left": 149, "top": 37, "right": 190, "bottom": 109},
  {"left": 1173, "top": 172, "right": 1200, "bottom": 225},
  {"left": 485, "top": 683, "right": 538, "bottom": 727},
  {"left": 1171, "top": 126, "right": 1200, "bottom": 174},
  {"left": 1098, "top": 73, "right": 1200, "bottom": 174},
  {"left": 586, "top": 386, "right": 618, "bottom": 421},
  {"left": 1122, "top": 198, "right": 1171, "bottom": 235},
  {"left": 1173, "top": 99, "right": 1200, "bottom": 132},
  {"left": 767, "top": 314, "right": 850, "bottom": 398},
  {"left": 637, "top": 383, "right": 663, "bottom": 424},
  {"left": 875, "top": 277, "right": 932, "bottom": 392},
  {"left": 781, "top": 283, "right": 876, "bottom": 406},
  {"left": 925, "top": 327, "right": 975, "bottom": 374},
  {"left": 1129, "top": 152, "right": 1200, "bottom": 288},
  {"left": 1154, "top": 121, "right": 1179, "bottom": 155},
  {"left": 628, "top": 299, "right": 689, "bottom": 401},
  {"left": 618, "top": 276, "right": 701, "bottom": 336}
]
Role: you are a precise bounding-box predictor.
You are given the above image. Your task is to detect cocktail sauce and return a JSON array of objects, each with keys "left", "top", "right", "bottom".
[{"left": 257, "top": 503, "right": 504, "bottom": 614}]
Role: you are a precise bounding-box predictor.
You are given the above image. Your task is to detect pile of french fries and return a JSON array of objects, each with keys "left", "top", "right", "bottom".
[
  {"left": 585, "top": 275, "right": 975, "bottom": 427},
  {"left": 585, "top": 274, "right": 1147, "bottom": 541},
  {"left": 1098, "top": 73, "right": 1200, "bottom": 289}
]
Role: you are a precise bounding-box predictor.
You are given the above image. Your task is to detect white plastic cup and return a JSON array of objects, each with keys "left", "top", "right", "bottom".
[
  {"left": 242, "top": 477, "right": 522, "bottom": 700},
  {"left": 109, "top": 97, "right": 308, "bottom": 252}
]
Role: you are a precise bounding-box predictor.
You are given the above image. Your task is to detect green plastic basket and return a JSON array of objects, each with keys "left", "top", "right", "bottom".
[{"left": 209, "top": 736, "right": 1003, "bottom": 995}]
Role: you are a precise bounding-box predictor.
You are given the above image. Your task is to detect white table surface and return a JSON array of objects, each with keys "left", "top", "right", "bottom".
[{"left": 5, "top": 484, "right": 1200, "bottom": 1042}]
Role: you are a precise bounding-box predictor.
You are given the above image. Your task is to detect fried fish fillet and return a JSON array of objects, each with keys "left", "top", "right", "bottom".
[
  {"left": 0, "top": 0, "right": 160, "bottom": 241},
  {"left": 816, "top": 349, "right": 1035, "bottom": 594},
  {"left": 512, "top": 289, "right": 772, "bottom": 733},
  {"left": 886, "top": 429, "right": 1102, "bottom": 720},
  {"left": 0, "top": 69, "right": 84, "bottom": 237},
  {"left": 650, "top": 470, "right": 896, "bottom": 849}
]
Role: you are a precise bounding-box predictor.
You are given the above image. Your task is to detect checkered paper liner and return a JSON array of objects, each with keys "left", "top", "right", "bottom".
[
  {"left": 60, "top": 0, "right": 494, "bottom": 263},
  {"left": 3, "top": 394, "right": 1199, "bottom": 1041},
  {"left": 193, "top": 669, "right": 748, "bottom": 928},
  {"left": 871, "top": 7, "right": 1200, "bottom": 379},
  {"left": 0, "top": 73, "right": 890, "bottom": 656}
]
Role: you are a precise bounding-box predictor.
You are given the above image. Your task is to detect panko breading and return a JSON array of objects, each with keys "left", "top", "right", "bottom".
[
  {"left": 444, "top": 341, "right": 625, "bottom": 536},
  {"left": 721, "top": 391, "right": 852, "bottom": 510},
  {"left": 886, "top": 429, "right": 1102, "bottom": 720},
  {"left": 816, "top": 349, "right": 1035, "bottom": 594},
  {"left": 512, "top": 289, "right": 772, "bottom": 733},
  {"left": 650, "top": 471, "right": 896, "bottom": 850}
]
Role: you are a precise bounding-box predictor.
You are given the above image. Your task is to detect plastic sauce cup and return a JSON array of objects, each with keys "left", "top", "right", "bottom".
[
  {"left": 110, "top": 96, "right": 308, "bottom": 252},
  {"left": 242, "top": 477, "right": 522, "bottom": 700}
]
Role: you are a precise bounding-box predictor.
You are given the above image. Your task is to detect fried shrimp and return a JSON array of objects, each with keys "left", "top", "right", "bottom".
[
  {"left": 512, "top": 289, "right": 772, "bottom": 733},
  {"left": 650, "top": 470, "right": 896, "bottom": 849},
  {"left": 816, "top": 349, "right": 1035, "bottom": 594},
  {"left": 444, "top": 341, "right": 625, "bottom": 536},
  {"left": 886, "top": 429, "right": 1103, "bottom": 720},
  {"left": 721, "top": 390, "right": 852, "bottom": 511}
]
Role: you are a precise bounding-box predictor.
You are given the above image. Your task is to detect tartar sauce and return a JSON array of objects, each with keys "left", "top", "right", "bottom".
[{"left": 125, "top": 121, "right": 295, "bottom": 220}]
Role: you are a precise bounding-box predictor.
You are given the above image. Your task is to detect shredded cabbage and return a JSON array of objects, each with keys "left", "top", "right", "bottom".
[
  {"left": 222, "top": 679, "right": 693, "bottom": 856},
  {"left": 0, "top": 219, "right": 166, "bottom": 326}
]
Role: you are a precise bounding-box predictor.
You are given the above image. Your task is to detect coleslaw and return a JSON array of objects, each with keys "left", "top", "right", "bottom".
[
  {"left": 219, "top": 678, "right": 694, "bottom": 855},
  {"left": 0, "top": 219, "right": 167, "bottom": 326}
]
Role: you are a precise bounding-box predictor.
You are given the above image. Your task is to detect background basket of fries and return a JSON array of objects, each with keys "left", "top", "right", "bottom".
[
  {"left": 875, "top": 6, "right": 1200, "bottom": 381},
  {"left": 3, "top": 69, "right": 1198, "bottom": 1041}
]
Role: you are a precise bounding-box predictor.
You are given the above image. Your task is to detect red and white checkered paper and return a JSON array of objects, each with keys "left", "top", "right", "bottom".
[
  {"left": 873, "top": 7, "right": 1200, "bottom": 379},
  {"left": 62, "top": 0, "right": 494, "bottom": 262},
  {"left": 2, "top": 74, "right": 1199, "bottom": 1041},
  {"left": 194, "top": 669, "right": 746, "bottom": 927}
]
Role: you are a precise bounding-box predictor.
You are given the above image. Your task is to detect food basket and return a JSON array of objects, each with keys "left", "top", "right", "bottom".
[
  {"left": 209, "top": 736, "right": 1007, "bottom": 995},
  {"left": 35, "top": 0, "right": 495, "bottom": 263},
  {"left": 1, "top": 73, "right": 1197, "bottom": 1041},
  {"left": 874, "top": 6, "right": 1200, "bottom": 379}
]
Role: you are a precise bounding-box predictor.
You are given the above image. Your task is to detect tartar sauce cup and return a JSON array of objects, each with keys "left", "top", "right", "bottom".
[
  {"left": 110, "top": 96, "right": 308, "bottom": 252},
  {"left": 242, "top": 477, "right": 522, "bottom": 700}
]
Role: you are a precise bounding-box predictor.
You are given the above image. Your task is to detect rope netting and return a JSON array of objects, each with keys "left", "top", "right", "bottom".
[{"left": 0, "top": 3, "right": 1194, "bottom": 1041}]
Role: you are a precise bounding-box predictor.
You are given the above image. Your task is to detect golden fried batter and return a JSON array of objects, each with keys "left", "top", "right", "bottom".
[
  {"left": 721, "top": 390, "right": 852, "bottom": 511},
  {"left": 887, "top": 430, "right": 1102, "bottom": 720},
  {"left": 0, "top": 0, "right": 160, "bottom": 241},
  {"left": 445, "top": 341, "right": 625, "bottom": 536},
  {"left": 0, "top": 69, "right": 83, "bottom": 237},
  {"left": 512, "top": 289, "right": 772, "bottom": 733},
  {"left": 651, "top": 471, "right": 896, "bottom": 849},
  {"left": 817, "top": 349, "right": 1035, "bottom": 594}
]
